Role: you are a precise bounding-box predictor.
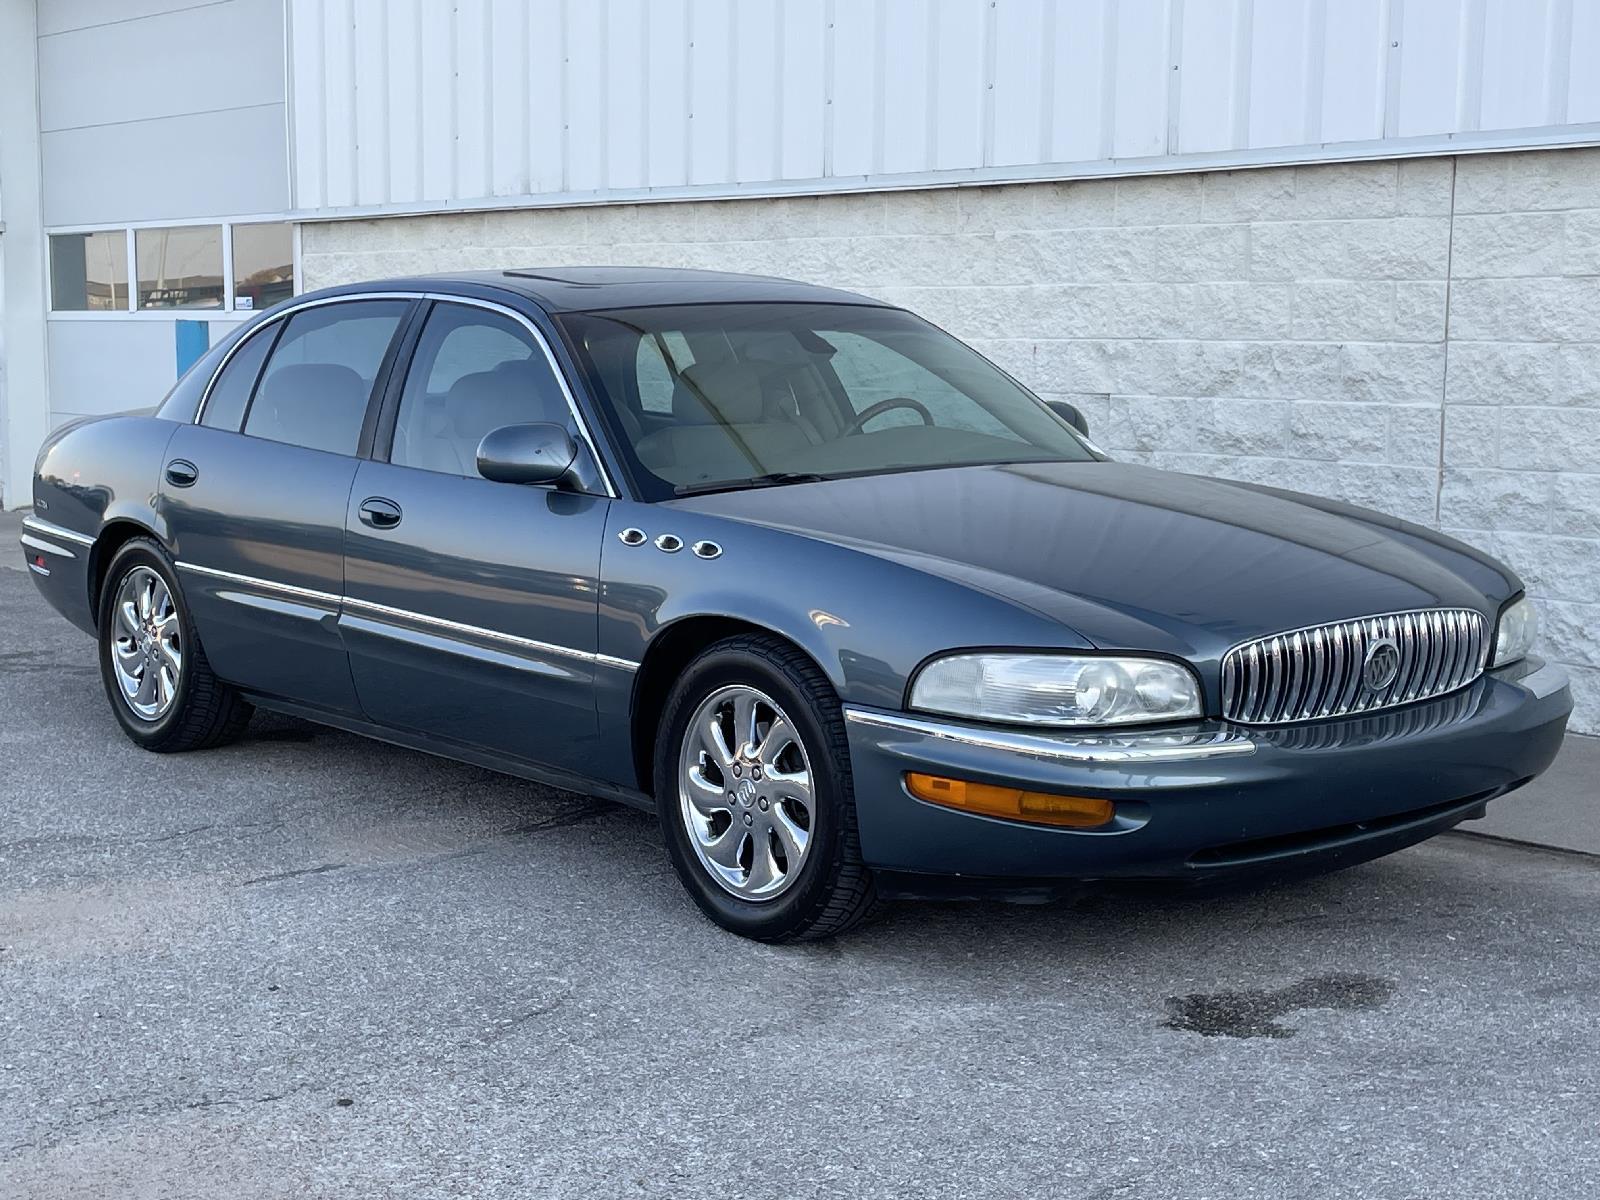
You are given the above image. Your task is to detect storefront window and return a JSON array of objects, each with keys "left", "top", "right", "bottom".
[
  {"left": 232, "top": 223, "right": 295, "bottom": 311},
  {"left": 136, "top": 225, "right": 224, "bottom": 309},
  {"left": 49, "top": 231, "right": 128, "bottom": 311}
]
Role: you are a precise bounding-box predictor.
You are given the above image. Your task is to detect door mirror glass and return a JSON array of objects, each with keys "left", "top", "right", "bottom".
[
  {"left": 1046, "top": 399, "right": 1089, "bottom": 436},
  {"left": 477, "top": 423, "right": 579, "bottom": 486}
]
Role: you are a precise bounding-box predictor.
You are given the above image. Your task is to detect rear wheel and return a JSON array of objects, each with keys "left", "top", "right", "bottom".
[
  {"left": 655, "top": 634, "right": 879, "bottom": 941},
  {"left": 97, "top": 538, "right": 253, "bottom": 752}
]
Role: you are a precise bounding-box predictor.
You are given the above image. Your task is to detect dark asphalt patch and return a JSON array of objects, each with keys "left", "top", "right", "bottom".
[{"left": 1163, "top": 972, "right": 1398, "bottom": 1038}]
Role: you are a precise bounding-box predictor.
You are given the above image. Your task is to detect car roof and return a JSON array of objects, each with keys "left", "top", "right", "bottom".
[{"left": 315, "top": 265, "right": 891, "bottom": 314}]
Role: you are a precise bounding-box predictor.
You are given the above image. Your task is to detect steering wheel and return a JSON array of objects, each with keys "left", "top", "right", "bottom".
[{"left": 841, "top": 396, "right": 935, "bottom": 436}]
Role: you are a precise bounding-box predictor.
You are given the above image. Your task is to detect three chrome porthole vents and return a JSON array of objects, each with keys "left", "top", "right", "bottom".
[{"left": 617, "top": 528, "right": 723, "bottom": 560}]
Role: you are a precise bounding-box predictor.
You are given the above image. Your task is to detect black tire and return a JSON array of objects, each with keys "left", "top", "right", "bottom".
[
  {"left": 96, "top": 537, "right": 253, "bottom": 753},
  {"left": 654, "top": 634, "right": 880, "bottom": 942}
]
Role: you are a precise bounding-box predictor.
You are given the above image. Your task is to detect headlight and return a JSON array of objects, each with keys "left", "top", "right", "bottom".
[
  {"left": 1492, "top": 596, "right": 1538, "bottom": 668},
  {"left": 909, "top": 653, "right": 1203, "bottom": 728}
]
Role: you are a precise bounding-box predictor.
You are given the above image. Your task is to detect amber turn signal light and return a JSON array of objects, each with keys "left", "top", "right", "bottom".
[{"left": 905, "top": 773, "right": 1116, "bottom": 828}]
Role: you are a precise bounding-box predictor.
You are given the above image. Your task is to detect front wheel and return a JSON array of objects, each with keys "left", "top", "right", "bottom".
[
  {"left": 654, "top": 635, "right": 879, "bottom": 941},
  {"left": 97, "top": 538, "right": 253, "bottom": 752}
]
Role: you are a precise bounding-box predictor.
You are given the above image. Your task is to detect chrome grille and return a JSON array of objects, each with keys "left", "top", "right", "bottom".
[{"left": 1220, "top": 608, "right": 1490, "bottom": 725}]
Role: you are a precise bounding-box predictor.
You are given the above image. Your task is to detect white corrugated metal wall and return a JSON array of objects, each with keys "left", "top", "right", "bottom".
[{"left": 288, "top": 0, "right": 1600, "bottom": 216}]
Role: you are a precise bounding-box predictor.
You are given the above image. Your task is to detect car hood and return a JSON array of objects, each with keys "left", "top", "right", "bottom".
[{"left": 667, "top": 461, "right": 1517, "bottom": 660}]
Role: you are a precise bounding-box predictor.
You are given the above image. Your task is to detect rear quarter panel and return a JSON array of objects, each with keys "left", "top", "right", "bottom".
[{"left": 31, "top": 415, "right": 180, "bottom": 632}]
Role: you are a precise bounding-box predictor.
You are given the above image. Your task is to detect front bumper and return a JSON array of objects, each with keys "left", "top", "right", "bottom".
[{"left": 843, "top": 658, "right": 1571, "bottom": 884}]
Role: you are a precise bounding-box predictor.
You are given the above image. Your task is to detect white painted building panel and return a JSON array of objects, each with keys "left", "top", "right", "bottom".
[
  {"left": 829, "top": 0, "right": 878, "bottom": 177},
  {"left": 880, "top": 0, "right": 934, "bottom": 176},
  {"left": 37, "top": 0, "right": 284, "bottom": 134},
  {"left": 1570, "top": 0, "right": 1600, "bottom": 123},
  {"left": 931, "top": 0, "right": 985, "bottom": 170},
  {"left": 42, "top": 104, "right": 290, "bottom": 226},
  {"left": 1318, "top": 0, "right": 1387, "bottom": 144},
  {"left": 1394, "top": 0, "right": 1468, "bottom": 137},
  {"left": 37, "top": 0, "right": 232, "bottom": 37},
  {"left": 1247, "top": 0, "right": 1314, "bottom": 150},
  {"left": 1047, "top": 0, "right": 1111, "bottom": 163},
  {"left": 286, "top": 0, "right": 1600, "bottom": 216},
  {"left": 778, "top": 0, "right": 827, "bottom": 179},
  {"left": 1111, "top": 0, "right": 1173, "bottom": 160}
]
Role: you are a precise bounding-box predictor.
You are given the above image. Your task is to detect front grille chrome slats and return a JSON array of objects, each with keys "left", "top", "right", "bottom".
[{"left": 1221, "top": 608, "right": 1489, "bottom": 726}]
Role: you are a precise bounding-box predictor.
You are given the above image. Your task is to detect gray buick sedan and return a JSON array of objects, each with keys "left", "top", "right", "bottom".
[{"left": 22, "top": 267, "right": 1571, "bottom": 940}]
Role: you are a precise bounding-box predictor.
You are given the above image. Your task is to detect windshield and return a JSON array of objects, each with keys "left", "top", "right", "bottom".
[{"left": 557, "top": 302, "right": 1098, "bottom": 499}]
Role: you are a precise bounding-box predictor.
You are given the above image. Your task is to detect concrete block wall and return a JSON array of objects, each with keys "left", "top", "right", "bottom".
[{"left": 301, "top": 148, "right": 1600, "bottom": 732}]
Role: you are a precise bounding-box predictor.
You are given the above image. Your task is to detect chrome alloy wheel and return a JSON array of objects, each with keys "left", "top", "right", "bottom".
[
  {"left": 110, "top": 566, "right": 183, "bottom": 721},
  {"left": 678, "top": 684, "right": 815, "bottom": 901}
]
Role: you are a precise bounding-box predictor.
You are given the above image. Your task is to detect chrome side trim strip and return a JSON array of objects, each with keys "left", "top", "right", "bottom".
[
  {"left": 176, "top": 562, "right": 342, "bottom": 608},
  {"left": 341, "top": 595, "right": 596, "bottom": 666},
  {"left": 21, "top": 516, "right": 95, "bottom": 548},
  {"left": 843, "top": 707, "right": 1258, "bottom": 763},
  {"left": 20, "top": 533, "right": 77, "bottom": 560},
  {"left": 339, "top": 613, "right": 580, "bottom": 680},
  {"left": 175, "top": 560, "right": 639, "bottom": 673}
]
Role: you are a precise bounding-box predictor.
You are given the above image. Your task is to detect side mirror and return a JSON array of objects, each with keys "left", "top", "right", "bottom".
[
  {"left": 1046, "top": 399, "right": 1089, "bottom": 437},
  {"left": 476, "top": 422, "right": 580, "bottom": 487}
]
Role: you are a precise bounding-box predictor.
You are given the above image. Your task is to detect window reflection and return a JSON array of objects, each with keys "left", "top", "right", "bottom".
[
  {"left": 232, "top": 223, "right": 295, "bottom": 311},
  {"left": 136, "top": 225, "right": 224, "bottom": 310},
  {"left": 50, "top": 231, "right": 127, "bottom": 311}
]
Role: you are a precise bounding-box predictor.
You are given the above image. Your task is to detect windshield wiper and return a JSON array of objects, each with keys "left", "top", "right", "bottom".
[{"left": 674, "top": 472, "right": 829, "bottom": 497}]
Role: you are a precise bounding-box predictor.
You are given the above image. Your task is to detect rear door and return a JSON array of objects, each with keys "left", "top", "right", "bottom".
[
  {"left": 338, "top": 298, "right": 613, "bottom": 773},
  {"left": 161, "top": 297, "right": 415, "bottom": 713}
]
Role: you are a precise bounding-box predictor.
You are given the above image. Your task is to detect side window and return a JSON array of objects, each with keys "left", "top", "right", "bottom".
[
  {"left": 200, "top": 325, "right": 276, "bottom": 431},
  {"left": 821, "top": 331, "right": 1009, "bottom": 436},
  {"left": 243, "top": 300, "right": 409, "bottom": 454},
  {"left": 391, "top": 303, "right": 572, "bottom": 478}
]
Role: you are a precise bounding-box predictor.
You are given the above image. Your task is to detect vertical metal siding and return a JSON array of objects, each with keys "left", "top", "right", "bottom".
[{"left": 288, "top": 0, "right": 1600, "bottom": 214}]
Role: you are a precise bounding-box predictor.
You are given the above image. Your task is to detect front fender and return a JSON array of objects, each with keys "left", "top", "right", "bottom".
[{"left": 597, "top": 500, "right": 1088, "bottom": 711}]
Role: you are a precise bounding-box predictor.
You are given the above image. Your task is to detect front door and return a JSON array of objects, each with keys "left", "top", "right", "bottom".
[
  {"left": 338, "top": 299, "right": 611, "bottom": 773},
  {"left": 161, "top": 297, "right": 414, "bottom": 714}
]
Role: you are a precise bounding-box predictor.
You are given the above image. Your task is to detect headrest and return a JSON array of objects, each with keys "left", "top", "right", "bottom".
[
  {"left": 258, "top": 363, "right": 367, "bottom": 415},
  {"left": 672, "top": 363, "right": 765, "bottom": 425},
  {"left": 254, "top": 363, "right": 368, "bottom": 454},
  {"left": 446, "top": 360, "right": 567, "bottom": 435}
]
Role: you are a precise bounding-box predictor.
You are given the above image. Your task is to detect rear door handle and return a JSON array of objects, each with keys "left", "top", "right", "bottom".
[
  {"left": 358, "top": 497, "right": 403, "bottom": 529},
  {"left": 165, "top": 459, "right": 198, "bottom": 488}
]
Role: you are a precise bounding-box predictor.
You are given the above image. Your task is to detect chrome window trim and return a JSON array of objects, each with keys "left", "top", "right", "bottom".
[
  {"left": 192, "top": 290, "right": 618, "bottom": 498},
  {"left": 21, "top": 515, "right": 95, "bottom": 548},
  {"left": 843, "top": 707, "right": 1258, "bottom": 763},
  {"left": 175, "top": 561, "right": 639, "bottom": 673}
]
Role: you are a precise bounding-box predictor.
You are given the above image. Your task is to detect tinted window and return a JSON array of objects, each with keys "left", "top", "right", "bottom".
[
  {"left": 390, "top": 303, "right": 571, "bottom": 477},
  {"left": 201, "top": 325, "right": 276, "bottom": 431},
  {"left": 244, "top": 300, "right": 408, "bottom": 455}
]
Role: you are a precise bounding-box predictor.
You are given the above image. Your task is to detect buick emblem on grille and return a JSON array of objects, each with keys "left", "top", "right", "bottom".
[{"left": 1362, "top": 638, "right": 1402, "bottom": 692}]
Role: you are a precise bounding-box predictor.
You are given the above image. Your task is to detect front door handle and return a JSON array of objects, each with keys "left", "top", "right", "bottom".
[
  {"left": 358, "top": 497, "right": 403, "bottom": 529},
  {"left": 165, "top": 459, "right": 199, "bottom": 488}
]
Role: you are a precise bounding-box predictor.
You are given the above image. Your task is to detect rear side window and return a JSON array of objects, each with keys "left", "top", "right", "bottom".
[
  {"left": 200, "top": 326, "right": 275, "bottom": 431},
  {"left": 243, "top": 300, "right": 409, "bottom": 455}
]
